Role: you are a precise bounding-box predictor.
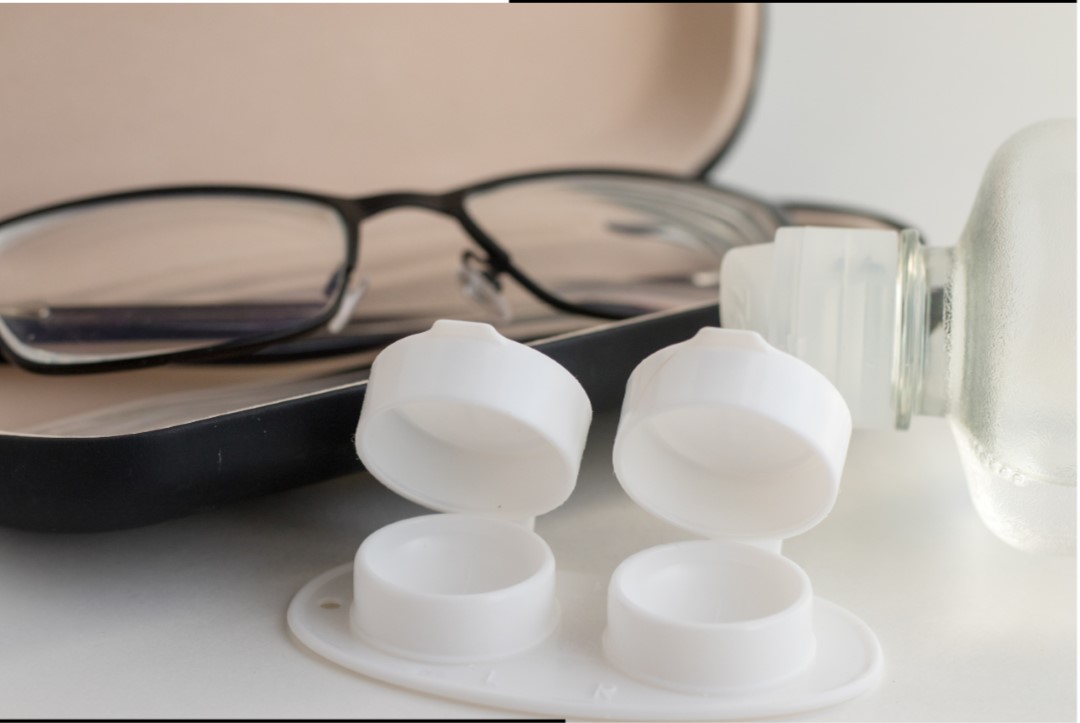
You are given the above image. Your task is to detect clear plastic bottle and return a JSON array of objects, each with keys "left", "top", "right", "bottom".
[{"left": 720, "top": 120, "right": 1076, "bottom": 554}]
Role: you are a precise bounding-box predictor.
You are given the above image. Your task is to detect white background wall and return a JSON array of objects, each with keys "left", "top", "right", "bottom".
[{"left": 717, "top": 3, "right": 1076, "bottom": 246}]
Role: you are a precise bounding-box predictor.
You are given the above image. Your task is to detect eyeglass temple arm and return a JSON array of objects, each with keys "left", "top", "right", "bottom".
[{"left": 0, "top": 303, "right": 330, "bottom": 343}]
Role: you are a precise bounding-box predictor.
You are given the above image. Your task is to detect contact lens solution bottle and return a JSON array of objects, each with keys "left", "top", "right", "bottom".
[{"left": 720, "top": 120, "right": 1076, "bottom": 554}]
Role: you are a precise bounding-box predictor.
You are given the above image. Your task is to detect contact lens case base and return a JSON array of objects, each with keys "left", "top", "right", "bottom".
[
  {"left": 289, "top": 565, "right": 880, "bottom": 720},
  {"left": 289, "top": 321, "right": 883, "bottom": 720}
]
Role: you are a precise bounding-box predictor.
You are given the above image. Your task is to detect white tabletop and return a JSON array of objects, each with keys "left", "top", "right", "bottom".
[
  {"left": 1, "top": 4, "right": 1075, "bottom": 721},
  {"left": 0, "top": 414, "right": 1074, "bottom": 720}
]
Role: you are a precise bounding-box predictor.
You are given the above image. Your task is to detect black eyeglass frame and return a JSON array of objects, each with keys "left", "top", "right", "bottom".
[{"left": 0, "top": 167, "right": 788, "bottom": 375}]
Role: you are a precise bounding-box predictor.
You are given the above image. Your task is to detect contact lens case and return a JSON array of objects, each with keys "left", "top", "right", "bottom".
[{"left": 288, "top": 320, "right": 882, "bottom": 719}]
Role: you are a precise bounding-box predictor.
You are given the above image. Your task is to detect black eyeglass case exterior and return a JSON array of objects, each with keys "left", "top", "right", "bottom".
[
  {"left": 0, "top": 5, "right": 762, "bottom": 531},
  {"left": 0, "top": 305, "right": 719, "bottom": 531}
]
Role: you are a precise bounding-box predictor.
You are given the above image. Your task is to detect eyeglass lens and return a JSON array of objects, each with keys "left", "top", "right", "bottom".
[{"left": 0, "top": 194, "right": 349, "bottom": 364}]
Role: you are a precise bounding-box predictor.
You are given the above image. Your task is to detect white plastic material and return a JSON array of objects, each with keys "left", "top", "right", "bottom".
[
  {"left": 289, "top": 564, "right": 882, "bottom": 721},
  {"left": 613, "top": 327, "right": 850, "bottom": 547},
  {"left": 720, "top": 227, "right": 903, "bottom": 429},
  {"left": 351, "top": 513, "right": 558, "bottom": 663},
  {"left": 602, "top": 327, "right": 864, "bottom": 698},
  {"left": 604, "top": 540, "right": 816, "bottom": 694},
  {"left": 344, "top": 319, "right": 591, "bottom": 666},
  {"left": 355, "top": 318, "right": 592, "bottom": 520},
  {"left": 289, "top": 321, "right": 881, "bottom": 719}
]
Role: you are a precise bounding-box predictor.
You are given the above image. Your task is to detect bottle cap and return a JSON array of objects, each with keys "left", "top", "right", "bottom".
[{"left": 720, "top": 227, "right": 908, "bottom": 429}]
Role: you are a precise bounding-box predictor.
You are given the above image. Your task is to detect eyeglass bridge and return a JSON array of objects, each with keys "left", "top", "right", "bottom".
[{"left": 458, "top": 251, "right": 511, "bottom": 322}]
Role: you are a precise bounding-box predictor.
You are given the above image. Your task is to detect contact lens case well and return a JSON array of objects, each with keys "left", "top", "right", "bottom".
[{"left": 288, "top": 321, "right": 882, "bottom": 720}]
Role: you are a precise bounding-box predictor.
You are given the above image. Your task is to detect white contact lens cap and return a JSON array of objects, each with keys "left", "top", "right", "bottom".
[
  {"left": 355, "top": 319, "right": 593, "bottom": 520},
  {"left": 613, "top": 327, "right": 851, "bottom": 545}
]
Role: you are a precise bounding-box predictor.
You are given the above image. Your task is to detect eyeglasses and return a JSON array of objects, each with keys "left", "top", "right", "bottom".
[{"left": 0, "top": 168, "right": 785, "bottom": 374}]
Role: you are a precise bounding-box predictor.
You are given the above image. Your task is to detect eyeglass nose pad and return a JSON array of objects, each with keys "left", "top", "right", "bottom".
[
  {"left": 328, "top": 269, "right": 371, "bottom": 334},
  {"left": 458, "top": 251, "right": 512, "bottom": 322}
]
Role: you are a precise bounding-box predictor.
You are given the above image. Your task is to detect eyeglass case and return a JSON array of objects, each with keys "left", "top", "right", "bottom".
[
  {"left": 0, "top": 4, "right": 766, "bottom": 531},
  {"left": 288, "top": 321, "right": 881, "bottom": 719}
]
